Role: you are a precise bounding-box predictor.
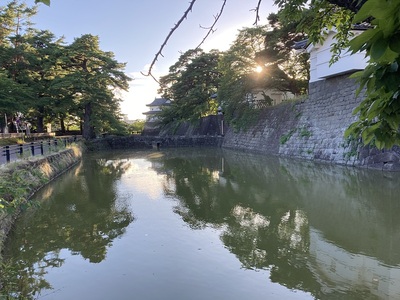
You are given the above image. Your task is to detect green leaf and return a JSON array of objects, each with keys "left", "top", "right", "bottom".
[
  {"left": 384, "top": 73, "right": 400, "bottom": 91},
  {"left": 344, "top": 122, "right": 360, "bottom": 138},
  {"left": 370, "top": 37, "right": 389, "bottom": 61},
  {"left": 389, "top": 35, "right": 400, "bottom": 53},
  {"left": 372, "top": 4, "right": 395, "bottom": 20},
  {"left": 353, "top": 0, "right": 375, "bottom": 23},
  {"left": 362, "top": 122, "right": 380, "bottom": 144},
  {"left": 380, "top": 47, "right": 399, "bottom": 63},
  {"left": 385, "top": 115, "right": 399, "bottom": 129},
  {"left": 349, "top": 70, "right": 364, "bottom": 79},
  {"left": 362, "top": 130, "right": 374, "bottom": 144},
  {"left": 349, "top": 28, "right": 379, "bottom": 53},
  {"left": 375, "top": 139, "right": 383, "bottom": 149},
  {"left": 366, "top": 99, "right": 381, "bottom": 120},
  {"left": 366, "top": 76, "right": 376, "bottom": 92}
]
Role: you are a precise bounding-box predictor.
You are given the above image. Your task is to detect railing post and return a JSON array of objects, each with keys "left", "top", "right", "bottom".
[
  {"left": 5, "top": 146, "right": 10, "bottom": 162},
  {"left": 64, "top": 138, "right": 67, "bottom": 147},
  {"left": 54, "top": 139, "right": 58, "bottom": 148},
  {"left": 19, "top": 144, "right": 23, "bottom": 156},
  {"left": 40, "top": 141, "right": 44, "bottom": 155},
  {"left": 31, "top": 142, "right": 35, "bottom": 156}
]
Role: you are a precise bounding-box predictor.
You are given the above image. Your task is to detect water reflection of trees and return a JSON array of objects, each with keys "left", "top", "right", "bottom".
[
  {"left": 3, "top": 156, "right": 134, "bottom": 299},
  {"left": 152, "top": 149, "right": 400, "bottom": 299},
  {"left": 154, "top": 150, "right": 319, "bottom": 296}
]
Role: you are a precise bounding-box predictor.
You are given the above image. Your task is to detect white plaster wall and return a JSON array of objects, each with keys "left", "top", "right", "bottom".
[{"left": 308, "top": 31, "right": 368, "bottom": 82}]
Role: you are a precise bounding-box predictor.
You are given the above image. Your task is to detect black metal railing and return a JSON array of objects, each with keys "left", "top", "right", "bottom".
[{"left": 1, "top": 136, "right": 81, "bottom": 165}]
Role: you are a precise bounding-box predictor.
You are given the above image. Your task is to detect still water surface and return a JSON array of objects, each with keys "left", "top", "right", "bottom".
[{"left": 4, "top": 148, "right": 400, "bottom": 299}]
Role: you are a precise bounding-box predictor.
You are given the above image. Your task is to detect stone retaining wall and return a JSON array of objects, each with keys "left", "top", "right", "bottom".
[
  {"left": 223, "top": 75, "right": 400, "bottom": 171},
  {"left": 89, "top": 74, "right": 400, "bottom": 171},
  {"left": 143, "top": 115, "right": 224, "bottom": 137},
  {"left": 86, "top": 135, "right": 224, "bottom": 151}
]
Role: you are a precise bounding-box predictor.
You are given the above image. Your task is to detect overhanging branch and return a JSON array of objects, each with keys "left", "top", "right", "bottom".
[
  {"left": 142, "top": 0, "right": 268, "bottom": 80},
  {"left": 195, "top": 0, "right": 227, "bottom": 49},
  {"left": 252, "top": 0, "right": 263, "bottom": 25},
  {"left": 141, "top": 0, "right": 198, "bottom": 78}
]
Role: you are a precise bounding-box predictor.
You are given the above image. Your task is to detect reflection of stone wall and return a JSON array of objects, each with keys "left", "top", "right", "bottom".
[
  {"left": 219, "top": 149, "right": 400, "bottom": 297},
  {"left": 309, "top": 229, "right": 400, "bottom": 299},
  {"left": 223, "top": 75, "right": 400, "bottom": 171},
  {"left": 278, "top": 157, "right": 400, "bottom": 265},
  {"left": 221, "top": 149, "right": 400, "bottom": 265}
]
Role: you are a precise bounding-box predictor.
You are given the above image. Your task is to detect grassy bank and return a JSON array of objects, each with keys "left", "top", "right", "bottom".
[{"left": 0, "top": 144, "right": 83, "bottom": 292}]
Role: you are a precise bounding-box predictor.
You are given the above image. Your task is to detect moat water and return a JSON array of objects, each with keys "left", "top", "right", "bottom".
[{"left": 3, "top": 148, "right": 400, "bottom": 299}]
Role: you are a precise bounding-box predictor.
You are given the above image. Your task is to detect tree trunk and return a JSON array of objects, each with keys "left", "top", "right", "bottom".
[
  {"left": 83, "top": 102, "right": 96, "bottom": 140},
  {"left": 37, "top": 116, "right": 44, "bottom": 133},
  {"left": 60, "top": 117, "right": 66, "bottom": 134}
]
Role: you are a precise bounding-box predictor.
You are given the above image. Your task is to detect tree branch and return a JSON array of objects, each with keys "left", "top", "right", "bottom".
[
  {"left": 141, "top": 0, "right": 198, "bottom": 78},
  {"left": 195, "top": 0, "right": 227, "bottom": 49},
  {"left": 252, "top": 0, "right": 263, "bottom": 25}
]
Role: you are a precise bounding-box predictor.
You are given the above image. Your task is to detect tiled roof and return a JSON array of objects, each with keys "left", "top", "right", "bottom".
[
  {"left": 146, "top": 98, "right": 171, "bottom": 107},
  {"left": 351, "top": 23, "right": 372, "bottom": 30},
  {"left": 142, "top": 111, "right": 160, "bottom": 115},
  {"left": 293, "top": 39, "right": 309, "bottom": 50}
]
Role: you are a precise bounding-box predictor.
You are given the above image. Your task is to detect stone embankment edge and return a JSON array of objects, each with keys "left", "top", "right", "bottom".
[{"left": 0, "top": 143, "right": 83, "bottom": 283}]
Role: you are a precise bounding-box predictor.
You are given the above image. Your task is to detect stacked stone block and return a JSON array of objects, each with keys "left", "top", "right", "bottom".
[{"left": 223, "top": 75, "right": 400, "bottom": 171}]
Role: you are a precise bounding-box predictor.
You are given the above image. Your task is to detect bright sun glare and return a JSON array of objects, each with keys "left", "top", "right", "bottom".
[{"left": 255, "top": 66, "right": 263, "bottom": 73}]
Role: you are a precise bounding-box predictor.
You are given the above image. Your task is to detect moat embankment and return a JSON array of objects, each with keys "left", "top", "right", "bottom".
[
  {"left": 222, "top": 75, "right": 400, "bottom": 171},
  {"left": 0, "top": 145, "right": 82, "bottom": 266},
  {"left": 94, "top": 75, "right": 400, "bottom": 171}
]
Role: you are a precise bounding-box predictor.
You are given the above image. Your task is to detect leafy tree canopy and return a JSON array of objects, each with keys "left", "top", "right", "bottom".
[
  {"left": 256, "top": 13, "right": 309, "bottom": 95},
  {"left": 218, "top": 26, "right": 270, "bottom": 129},
  {"left": 157, "top": 20, "right": 308, "bottom": 130},
  {"left": 345, "top": 0, "right": 400, "bottom": 149},
  {"left": 57, "top": 34, "right": 131, "bottom": 139},
  {"left": 275, "top": 0, "right": 400, "bottom": 148},
  {"left": 158, "top": 48, "right": 221, "bottom": 125},
  {"left": 218, "top": 23, "right": 308, "bottom": 130},
  {"left": 35, "top": 0, "right": 49, "bottom": 5},
  {"left": 0, "top": 1, "right": 130, "bottom": 138}
]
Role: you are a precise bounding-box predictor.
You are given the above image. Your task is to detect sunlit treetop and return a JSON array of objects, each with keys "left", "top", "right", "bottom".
[{"left": 35, "top": 0, "right": 50, "bottom": 6}]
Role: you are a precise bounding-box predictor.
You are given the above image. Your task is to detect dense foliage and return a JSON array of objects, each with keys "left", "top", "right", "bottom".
[
  {"left": 257, "top": 13, "right": 309, "bottom": 95},
  {"left": 128, "top": 119, "right": 145, "bottom": 133},
  {"left": 275, "top": 0, "right": 400, "bottom": 148},
  {"left": 158, "top": 49, "right": 221, "bottom": 125},
  {"left": 158, "top": 21, "right": 308, "bottom": 130},
  {"left": 345, "top": 0, "right": 400, "bottom": 148},
  {"left": 36, "top": 0, "right": 400, "bottom": 147},
  {"left": 0, "top": 1, "right": 131, "bottom": 139},
  {"left": 219, "top": 20, "right": 308, "bottom": 129},
  {"left": 218, "top": 26, "right": 271, "bottom": 129}
]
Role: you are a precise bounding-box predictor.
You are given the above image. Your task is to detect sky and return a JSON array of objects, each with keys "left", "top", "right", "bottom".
[{"left": 28, "top": 0, "right": 277, "bottom": 120}]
